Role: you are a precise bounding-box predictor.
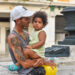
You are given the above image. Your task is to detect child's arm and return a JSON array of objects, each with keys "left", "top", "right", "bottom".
[{"left": 26, "top": 31, "right": 46, "bottom": 49}]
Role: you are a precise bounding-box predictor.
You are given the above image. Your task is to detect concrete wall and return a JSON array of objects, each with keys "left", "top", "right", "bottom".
[
  {"left": 0, "top": 1, "right": 75, "bottom": 55},
  {"left": 0, "top": 22, "right": 9, "bottom": 54},
  {"left": 0, "top": 1, "right": 68, "bottom": 54}
]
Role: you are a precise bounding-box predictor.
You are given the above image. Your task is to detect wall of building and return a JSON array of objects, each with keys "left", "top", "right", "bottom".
[
  {"left": 0, "top": 1, "right": 53, "bottom": 55},
  {"left": 0, "top": 1, "right": 75, "bottom": 55},
  {"left": 0, "top": 22, "right": 9, "bottom": 54}
]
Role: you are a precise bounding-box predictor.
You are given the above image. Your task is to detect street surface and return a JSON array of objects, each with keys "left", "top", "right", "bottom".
[{"left": 0, "top": 55, "right": 75, "bottom": 75}]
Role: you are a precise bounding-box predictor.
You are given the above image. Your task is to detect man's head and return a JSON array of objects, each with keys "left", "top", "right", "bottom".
[{"left": 11, "top": 5, "right": 35, "bottom": 28}]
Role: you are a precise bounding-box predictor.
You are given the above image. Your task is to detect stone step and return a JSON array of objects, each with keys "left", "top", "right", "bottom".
[{"left": 45, "top": 45, "right": 70, "bottom": 57}]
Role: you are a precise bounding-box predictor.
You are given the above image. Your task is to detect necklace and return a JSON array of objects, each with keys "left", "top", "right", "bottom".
[{"left": 14, "top": 28, "right": 26, "bottom": 41}]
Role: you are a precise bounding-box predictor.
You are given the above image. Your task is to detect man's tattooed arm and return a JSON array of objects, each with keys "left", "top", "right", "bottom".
[
  {"left": 8, "top": 35, "right": 25, "bottom": 62},
  {"left": 11, "top": 37, "right": 25, "bottom": 61},
  {"left": 8, "top": 35, "right": 36, "bottom": 69}
]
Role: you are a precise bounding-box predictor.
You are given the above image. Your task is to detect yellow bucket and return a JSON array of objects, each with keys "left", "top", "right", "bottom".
[{"left": 42, "top": 65, "right": 57, "bottom": 75}]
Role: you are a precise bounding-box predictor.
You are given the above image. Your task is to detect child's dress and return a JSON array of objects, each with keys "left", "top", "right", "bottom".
[{"left": 29, "top": 29, "right": 45, "bottom": 58}]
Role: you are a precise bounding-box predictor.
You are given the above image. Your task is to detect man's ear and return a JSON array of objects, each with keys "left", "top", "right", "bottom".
[
  {"left": 16, "top": 19, "right": 19, "bottom": 22},
  {"left": 16, "top": 19, "right": 20, "bottom": 23},
  {"left": 16, "top": 19, "right": 21, "bottom": 24}
]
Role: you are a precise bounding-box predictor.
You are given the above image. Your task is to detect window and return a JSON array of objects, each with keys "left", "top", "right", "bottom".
[
  {"left": 55, "top": 15, "right": 66, "bottom": 43},
  {"left": 0, "top": 17, "right": 10, "bottom": 22},
  {"left": 55, "top": 15, "right": 66, "bottom": 33},
  {"left": 6, "top": 28, "right": 10, "bottom": 43}
]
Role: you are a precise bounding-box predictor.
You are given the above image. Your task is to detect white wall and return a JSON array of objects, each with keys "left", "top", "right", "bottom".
[
  {"left": 0, "top": 22, "right": 9, "bottom": 54},
  {"left": 44, "top": 16, "right": 55, "bottom": 47},
  {"left": 70, "top": 0, "right": 75, "bottom": 4},
  {"left": 0, "top": 27, "right": 6, "bottom": 54},
  {"left": 53, "top": 0, "right": 70, "bottom": 3}
]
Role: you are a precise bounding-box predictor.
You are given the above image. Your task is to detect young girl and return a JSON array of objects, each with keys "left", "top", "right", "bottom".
[{"left": 8, "top": 11, "right": 55, "bottom": 71}]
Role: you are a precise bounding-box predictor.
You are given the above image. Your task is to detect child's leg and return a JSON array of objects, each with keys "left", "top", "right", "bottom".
[
  {"left": 43, "top": 59, "right": 56, "bottom": 69},
  {"left": 23, "top": 48, "right": 41, "bottom": 59},
  {"left": 44, "top": 60, "right": 56, "bottom": 66},
  {"left": 21, "top": 58, "right": 44, "bottom": 69},
  {"left": 23, "top": 48, "right": 56, "bottom": 68},
  {"left": 23, "top": 48, "right": 45, "bottom": 68},
  {"left": 33, "top": 58, "right": 56, "bottom": 69},
  {"left": 33, "top": 58, "right": 44, "bottom": 67}
]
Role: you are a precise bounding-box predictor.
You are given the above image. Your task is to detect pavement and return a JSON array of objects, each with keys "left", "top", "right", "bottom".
[
  {"left": 0, "top": 62, "right": 18, "bottom": 75},
  {"left": 0, "top": 55, "right": 75, "bottom": 75},
  {"left": 0, "top": 55, "right": 18, "bottom": 75}
]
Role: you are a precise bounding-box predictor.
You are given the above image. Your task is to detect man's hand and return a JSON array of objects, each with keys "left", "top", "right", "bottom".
[
  {"left": 26, "top": 45, "right": 32, "bottom": 49},
  {"left": 33, "top": 58, "right": 44, "bottom": 67}
]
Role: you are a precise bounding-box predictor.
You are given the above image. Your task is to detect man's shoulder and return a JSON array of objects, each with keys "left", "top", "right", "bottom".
[{"left": 8, "top": 33, "right": 17, "bottom": 40}]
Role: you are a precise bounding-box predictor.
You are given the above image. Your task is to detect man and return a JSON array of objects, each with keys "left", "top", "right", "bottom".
[
  {"left": 8, "top": 5, "right": 45, "bottom": 75},
  {"left": 8, "top": 5, "right": 56, "bottom": 75}
]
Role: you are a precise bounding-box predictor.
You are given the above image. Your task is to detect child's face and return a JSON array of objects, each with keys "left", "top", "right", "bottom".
[{"left": 32, "top": 17, "right": 44, "bottom": 30}]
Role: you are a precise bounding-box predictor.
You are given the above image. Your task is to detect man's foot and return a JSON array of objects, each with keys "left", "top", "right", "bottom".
[{"left": 8, "top": 64, "right": 22, "bottom": 71}]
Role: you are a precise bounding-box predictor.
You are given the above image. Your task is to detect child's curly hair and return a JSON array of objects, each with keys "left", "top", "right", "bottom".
[{"left": 32, "top": 11, "right": 48, "bottom": 27}]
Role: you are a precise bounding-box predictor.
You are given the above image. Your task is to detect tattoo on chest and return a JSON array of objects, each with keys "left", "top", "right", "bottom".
[{"left": 20, "top": 33, "right": 26, "bottom": 41}]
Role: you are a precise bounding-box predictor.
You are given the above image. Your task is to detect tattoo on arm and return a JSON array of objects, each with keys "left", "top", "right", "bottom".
[
  {"left": 11, "top": 37, "right": 21, "bottom": 47},
  {"left": 11, "top": 37, "right": 25, "bottom": 61},
  {"left": 15, "top": 48, "right": 25, "bottom": 61}
]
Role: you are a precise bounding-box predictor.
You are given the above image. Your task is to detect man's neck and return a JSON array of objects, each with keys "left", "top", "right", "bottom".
[{"left": 14, "top": 25, "right": 23, "bottom": 33}]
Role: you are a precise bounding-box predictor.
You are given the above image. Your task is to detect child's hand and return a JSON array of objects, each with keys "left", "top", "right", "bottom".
[{"left": 26, "top": 45, "right": 32, "bottom": 49}]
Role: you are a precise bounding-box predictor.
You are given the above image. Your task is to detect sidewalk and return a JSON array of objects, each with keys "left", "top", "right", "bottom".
[
  {"left": 0, "top": 62, "right": 18, "bottom": 75},
  {"left": 0, "top": 61, "right": 75, "bottom": 75},
  {"left": 0, "top": 55, "right": 18, "bottom": 75},
  {"left": 0, "top": 56, "right": 75, "bottom": 75}
]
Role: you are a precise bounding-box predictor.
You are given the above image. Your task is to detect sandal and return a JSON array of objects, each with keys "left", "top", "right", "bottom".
[{"left": 8, "top": 64, "right": 22, "bottom": 71}]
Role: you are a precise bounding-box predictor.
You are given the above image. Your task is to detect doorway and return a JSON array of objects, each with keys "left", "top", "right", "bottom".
[{"left": 55, "top": 15, "right": 66, "bottom": 43}]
